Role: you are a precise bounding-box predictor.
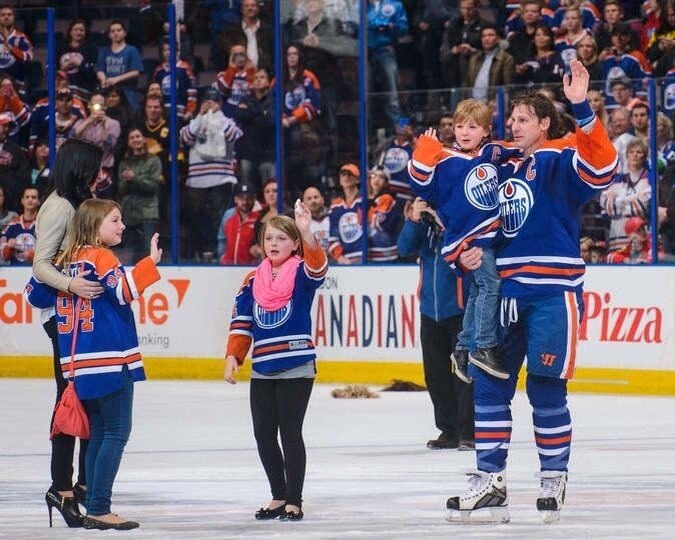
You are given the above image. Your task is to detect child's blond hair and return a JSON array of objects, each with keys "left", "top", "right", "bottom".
[
  {"left": 453, "top": 99, "right": 492, "bottom": 132},
  {"left": 56, "top": 199, "right": 120, "bottom": 268},
  {"left": 259, "top": 215, "right": 304, "bottom": 258}
]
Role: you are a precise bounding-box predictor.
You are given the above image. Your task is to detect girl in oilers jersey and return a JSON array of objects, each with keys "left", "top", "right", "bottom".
[
  {"left": 224, "top": 200, "right": 328, "bottom": 522},
  {"left": 447, "top": 59, "right": 618, "bottom": 524}
]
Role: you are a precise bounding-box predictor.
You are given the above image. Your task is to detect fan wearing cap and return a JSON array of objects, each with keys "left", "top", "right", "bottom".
[
  {"left": 327, "top": 163, "right": 363, "bottom": 264},
  {"left": 218, "top": 182, "right": 260, "bottom": 265},
  {"left": 0, "top": 76, "right": 29, "bottom": 137},
  {"left": 180, "top": 87, "right": 243, "bottom": 261},
  {"left": 0, "top": 108, "right": 29, "bottom": 212},
  {"left": 28, "top": 72, "right": 86, "bottom": 152},
  {"left": 606, "top": 216, "right": 663, "bottom": 263},
  {"left": 600, "top": 22, "right": 652, "bottom": 105},
  {"left": 600, "top": 138, "right": 650, "bottom": 251},
  {"left": 366, "top": 166, "right": 400, "bottom": 261}
]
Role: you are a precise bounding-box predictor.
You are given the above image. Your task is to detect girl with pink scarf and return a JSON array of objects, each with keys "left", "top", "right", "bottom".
[{"left": 225, "top": 201, "right": 328, "bottom": 522}]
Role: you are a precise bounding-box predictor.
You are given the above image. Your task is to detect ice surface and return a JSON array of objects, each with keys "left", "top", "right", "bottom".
[{"left": 1, "top": 379, "right": 674, "bottom": 539}]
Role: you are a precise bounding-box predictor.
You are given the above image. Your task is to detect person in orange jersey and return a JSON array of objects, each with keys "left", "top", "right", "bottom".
[{"left": 27, "top": 199, "right": 162, "bottom": 530}]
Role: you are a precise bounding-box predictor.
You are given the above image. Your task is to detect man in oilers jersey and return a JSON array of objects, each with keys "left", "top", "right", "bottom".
[{"left": 446, "top": 59, "right": 618, "bottom": 524}]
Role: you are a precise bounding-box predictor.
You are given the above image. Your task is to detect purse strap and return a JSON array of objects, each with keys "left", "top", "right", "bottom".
[{"left": 68, "top": 296, "right": 82, "bottom": 380}]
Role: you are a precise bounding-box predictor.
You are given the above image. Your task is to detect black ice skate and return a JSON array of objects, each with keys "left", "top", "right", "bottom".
[
  {"left": 451, "top": 349, "right": 472, "bottom": 383},
  {"left": 446, "top": 471, "right": 510, "bottom": 524},
  {"left": 536, "top": 471, "right": 567, "bottom": 524},
  {"left": 469, "top": 347, "right": 509, "bottom": 379}
]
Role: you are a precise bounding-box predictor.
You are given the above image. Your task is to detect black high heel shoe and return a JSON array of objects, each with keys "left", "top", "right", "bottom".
[
  {"left": 45, "top": 488, "right": 84, "bottom": 528},
  {"left": 73, "top": 483, "right": 87, "bottom": 507},
  {"left": 279, "top": 507, "right": 304, "bottom": 521},
  {"left": 255, "top": 505, "right": 285, "bottom": 520}
]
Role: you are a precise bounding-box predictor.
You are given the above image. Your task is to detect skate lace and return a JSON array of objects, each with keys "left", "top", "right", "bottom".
[
  {"left": 465, "top": 472, "right": 489, "bottom": 495},
  {"left": 540, "top": 476, "right": 562, "bottom": 498}
]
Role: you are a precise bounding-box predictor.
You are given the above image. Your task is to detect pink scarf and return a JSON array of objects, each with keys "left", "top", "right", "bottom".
[{"left": 252, "top": 255, "right": 302, "bottom": 310}]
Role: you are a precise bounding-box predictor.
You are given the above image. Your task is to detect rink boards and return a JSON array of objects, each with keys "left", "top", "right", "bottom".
[{"left": 1, "top": 265, "right": 674, "bottom": 395}]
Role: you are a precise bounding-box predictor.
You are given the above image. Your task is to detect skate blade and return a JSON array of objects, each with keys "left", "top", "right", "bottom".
[
  {"left": 446, "top": 506, "right": 510, "bottom": 524},
  {"left": 540, "top": 510, "right": 560, "bottom": 524},
  {"left": 468, "top": 357, "right": 510, "bottom": 380}
]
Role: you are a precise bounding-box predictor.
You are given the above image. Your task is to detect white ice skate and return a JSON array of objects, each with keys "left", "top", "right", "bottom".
[
  {"left": 536, "top": 470, "right": 567, "bottom": 524},
  {"left": 446, "top": 470, "right": 510, "bottom": 524}
]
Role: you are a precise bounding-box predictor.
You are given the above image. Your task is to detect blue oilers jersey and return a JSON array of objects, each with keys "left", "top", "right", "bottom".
[
  {"left": 227, "top": 245, "right": 328, "bottom": 376},
  {"left": 379, "top": 140, "right": 413, "bottom": 201},
  {"left": 328, "top": 196, "right": 364, "bottom": 263},
  {"left": 408, "top": 139, "right": 521, "bottom": 267},
  {"left": 24, "top": 247, "right": 160, "bottom": 399},
  {"left": 0, "top": 217, "right": 36, "bottom": 265},
  {"left": 497, "top": 113, "right": 618, "bottom": 298}
]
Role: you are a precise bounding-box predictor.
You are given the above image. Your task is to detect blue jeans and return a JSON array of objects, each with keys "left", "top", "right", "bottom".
[
  {"left": 84, "top": 368, "right": 134, "bottom": 515},
  {"left": 368, "top": 46, "right": 401, "bottom": 136},
  {"left": 457, "top": 248, "right": 500, "bottom": 350}
]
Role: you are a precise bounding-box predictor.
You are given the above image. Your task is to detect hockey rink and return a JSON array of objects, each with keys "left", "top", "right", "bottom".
[{"left": 1, "top": 378, "right": 675, "bottom": 539}]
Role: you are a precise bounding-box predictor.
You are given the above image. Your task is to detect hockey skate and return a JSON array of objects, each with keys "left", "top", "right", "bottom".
[
  {"left": 446, "top": 471, "right": 510, "bottom": 524},
  {"left": 536, "top": 471, "right": 567, "bottom": 524}
]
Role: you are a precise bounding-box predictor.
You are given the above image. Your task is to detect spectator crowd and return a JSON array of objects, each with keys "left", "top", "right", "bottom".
[{"left": 0, "top": 0, "right": 673, "bottom": 267}]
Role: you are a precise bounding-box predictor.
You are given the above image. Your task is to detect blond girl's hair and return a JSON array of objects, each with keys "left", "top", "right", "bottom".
[
  {"left": 259, "top": 215, "right": 304, "bottom": 258},
  {"left": 453, "top": 99, "right": 492, "bottom": 131},
  {"left": 56, "top": 199, "right": 121, "bottom": 267}
]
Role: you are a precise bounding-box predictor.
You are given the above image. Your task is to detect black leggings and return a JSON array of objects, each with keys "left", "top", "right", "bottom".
[
  {"left": 44, "top": 317, "right": 88, "bottom": 491},
  {"left": 250, "top": 378, "right": 314, "bottom": 507}
]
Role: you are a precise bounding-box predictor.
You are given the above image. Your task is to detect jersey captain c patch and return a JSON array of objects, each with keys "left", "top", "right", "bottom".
[
  {"left": 499, "top": 178, "right": 533, "bottom": 237},
  {"left": 464, "top": 163, "right": 499, "bottom": 210}
]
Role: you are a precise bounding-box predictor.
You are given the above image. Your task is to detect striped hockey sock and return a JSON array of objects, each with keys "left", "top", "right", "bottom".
[{"left": 475, "top": 404, "right": 512, "bottom": 472}]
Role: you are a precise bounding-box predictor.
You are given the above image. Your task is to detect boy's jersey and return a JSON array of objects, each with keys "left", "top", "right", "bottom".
[
  {"left": 328, "top": 196, "right": 364, "bottom": 263},
  {"left": 226, "top": 245, "right": 328, "bottom": 376},
  {"left": 24, "top": 247, "right": 160, "bottom": 399},
  {"left": 408, "top": 138, "right": 520, "bottom": 267},
  {"left": 497, "top": 115, "right": 618, "bottom": 298}
]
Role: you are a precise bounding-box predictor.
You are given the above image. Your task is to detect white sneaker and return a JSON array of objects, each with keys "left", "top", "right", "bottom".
[
  {"left": 446, "top": 471, "right": 510, "bottom": 524},
  {"left": 536, "top": 471, "right": 567, "bottom": 523}
]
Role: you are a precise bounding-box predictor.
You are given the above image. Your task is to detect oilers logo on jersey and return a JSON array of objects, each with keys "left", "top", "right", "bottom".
[
  {"left": 12, "top": 232, "right": 36, "bottom": 263},
  {"left": 465, "top": 164, "right": 499, "bottom": 211},
  {"left": 383, "top": 146, "right": 410, "bottom": 173},
  {"left": 499, "top": 178, "right": 533, "bottom": 237},
  {"left": 339, "top": 211, "right": 363, "bottom": 244},
  {"left": 286, "top": 83, "right": 307, "bottom": 111},
  {"left": 254, "top": 300, "right": 293, "bottom": 329}
]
